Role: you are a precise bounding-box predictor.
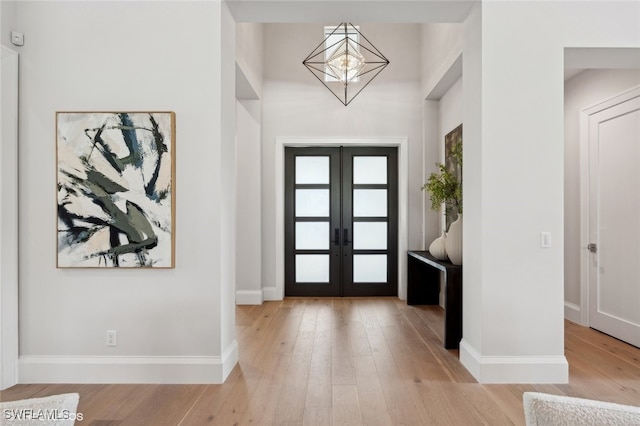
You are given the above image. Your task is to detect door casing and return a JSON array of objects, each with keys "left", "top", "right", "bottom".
[{"left": 273, "top": 138, "right": 409, "bottom": 301}]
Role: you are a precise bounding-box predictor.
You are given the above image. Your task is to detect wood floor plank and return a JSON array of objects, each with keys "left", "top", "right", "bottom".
[
  {"left": 273, "top": 301, "right": 315, "bottom": 424},
  {"left": 272, "top": 361, "right": 311, "bottom": 424},
  {"left": 79, "top": 384, "right": 159, "bottom": 425},
  {"left": 238, "top": 353, "right": 292, "bottom": 425},
  {"left": 331, "top": 300, "right": 357, "bottom": 386},
  {"left": 410, "top": 382, "right": 468, "bottom": 425},
  {"left": 376, "top": 324, "right": 445, "bottom": 423},
  {"left": 0, "top": 384, "right": 61, "bottom": 402},
  {"left": 563, "top": 346, "right": 640, "bottom": 406},
  {"left": 305, "top": 320, "right": 332, "bottom": 410},
  {"left": 484, "top": 383, "right": 534, "bottom": 425},
  {"left": 302, "top": 406, "right": 332, "bottom": 426},
  {"left": 353, "top": 355, "right": 393, "bottom": 426},
  {"left": 116, "top": 385, "right": 205, "bottom": 426},
  {"left": 565, "top": 320, "right": 640, "bottom": 365},
  {"left": 332, "top": 384, "right": 362, "bottom": 426},
  {"left": 180, "top": 375, "right": 259, "bottom": 425},
  {"left": 456, "top": 383, "right": 514, "bottom": 425},
  {"left": 399, "top": 304, "right": 474, "bottom": 383},
  {"left": 362, "top": 301, "right": 425, "bottom": 425},
  {"left": 2, "top": 298, "right": 640, "bottom": 426}
]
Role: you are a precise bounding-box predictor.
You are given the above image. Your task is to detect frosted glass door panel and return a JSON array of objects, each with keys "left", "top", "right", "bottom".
[
  {"left": 296, "top": 156, "right": 329, "bottom": 184},
  {"left": 296, "top": 255, "right": 329, "bottom": 283},
  {"left": 353, "top": 156, "right": 387, "bottom": 184},
  {"left": 353, "top": 190, "right": 387, "bottom": 217},
  {"left": 296, "top": 222, "right": 329, "bottom": 250},
  {"left": 296, "top": 189, "right": 329, "bottom": 217},
  {"left": 353, "top": 255, "right": 387, "bottom": 283},
  {"left": 353, "top": 222, "right": 387, "bottom": 250}
]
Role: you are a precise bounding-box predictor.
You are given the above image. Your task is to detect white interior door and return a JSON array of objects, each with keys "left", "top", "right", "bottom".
[{"left": 588, "top": 86, "right": 640, "bottom": 348}]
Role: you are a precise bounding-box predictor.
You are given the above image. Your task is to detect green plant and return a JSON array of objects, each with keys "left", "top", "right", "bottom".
[{"left": 422, "top": 140, "right": 462, "bottom": 216}]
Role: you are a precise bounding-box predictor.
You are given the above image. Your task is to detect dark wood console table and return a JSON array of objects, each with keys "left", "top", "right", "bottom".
[{"left": 407, "top": 250, "right": 462, "bottom": 349}]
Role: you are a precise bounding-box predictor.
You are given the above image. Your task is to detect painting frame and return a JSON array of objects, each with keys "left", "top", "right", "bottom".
[
  {"left": 56, "top": 111, "right": 176, "bottom": 268},
  {"left": 444, "top": 123, "right": 462, "bottom": 231}
]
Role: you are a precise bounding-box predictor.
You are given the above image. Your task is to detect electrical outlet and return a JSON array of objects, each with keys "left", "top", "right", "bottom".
[
  {"left": 106, "top": 330, "right": 117, "bottom": 347},
  {"left": 11, "top": 31, "right": 24, "bottom": 47}
]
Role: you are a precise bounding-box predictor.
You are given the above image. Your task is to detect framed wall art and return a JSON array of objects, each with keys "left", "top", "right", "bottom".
[
  {"left": 444, "top": 123, "right": 462, "bottom": 230},
  {"left": 56, "top": 111, "right": 175, "bottom": 268}
]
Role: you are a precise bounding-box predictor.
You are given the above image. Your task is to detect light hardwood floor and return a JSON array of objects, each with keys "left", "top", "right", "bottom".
[{"left": 1, "top": 298, "right": 639, "bottom": 425}]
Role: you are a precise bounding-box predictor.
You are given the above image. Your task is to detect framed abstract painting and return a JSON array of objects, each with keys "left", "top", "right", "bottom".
[{"left": 56, "top": 112, "right": 175, "bottom": 268}]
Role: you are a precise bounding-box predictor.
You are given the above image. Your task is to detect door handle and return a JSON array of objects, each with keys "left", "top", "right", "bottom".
[
  {"left": 343, "top": 229, "right": 350, "bottom": 245},
  {"left": 333, "top": 229, "right": 340, "bottom": 246}
]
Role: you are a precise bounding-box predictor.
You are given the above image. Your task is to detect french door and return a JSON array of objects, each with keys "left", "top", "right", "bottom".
[{"left": 284, "top": 147, "right": 398, "bottom": 297}]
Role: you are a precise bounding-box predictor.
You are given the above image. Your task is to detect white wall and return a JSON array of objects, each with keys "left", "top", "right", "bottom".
[
  {"left": 1, "top": 46, "right": 19, "bottom": 390},
  {"left": 15, "top": 1, "right": 237, "bottom": 384},
  {"left": 421, "top": 23, "right": 463, "bottom": 247},
  {"left": 236, "top": 23, "right": 264, "bottom": 98},
  {"left": 219, "top": 3, "right": 238, "bottom": 380},
  {"left": 438, "top": 77, "right": 463, "bottom": 215},
  {"left": 461, "top": 0, "right": 483, "bottom": 377},
  {"left": 235, "top": 22, "right": 264, "bottom": 305},
  {"left": 261, "top": 23, "right": 424, "bottom": 298},
  {"left": 421, "top": 24, "right": 463, "bottom": 97},
  {"left": 1, "top": 0, "right": 20, "bottom": 392},
  {"left": 428, "top": 76, "right": 463, "bottom": 308},
  {"left": 460, "top": 1, "right": 640, "bottom": 383},
  {"left": 1, "top": 1, "right": 17, "bottom": 48},
  {"left": 236, "top": 100, "right": 263, "bottom": 304},
  {"left": 422, "top": 99, "right": 439, "bottom": 247},
  {"left": 422, "top": 77, "right": 462, "bottom": 241},
  {"left": 564, "top": 69, "right": 640, "bottom": 323},
  {"left": 438, "top": 78, "right": 463, "bottom": 161}
]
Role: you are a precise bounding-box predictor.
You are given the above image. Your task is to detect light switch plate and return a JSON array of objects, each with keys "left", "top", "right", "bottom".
[{"left": 540, "top": 232, "right": 551, "bottom": 248}]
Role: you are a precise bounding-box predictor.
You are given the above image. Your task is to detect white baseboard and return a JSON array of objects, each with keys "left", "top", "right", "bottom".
[
  {"left": 236, "top": 289, "right": 264, "bottom": 305},
  {"left": 220, "top": 339, "right": 238, "bottom": 382},
  {"left": 564, "top": 301, "right": 583, "bottom": 325},
  {"left": 459, "top": 339, "right": 569, "bottom": 384},
  {"left": 262, "top": 286, "right": 280, "bottom": 301},
  {"left": 19, "top": 340, "right": 238, "bottom": 384}
]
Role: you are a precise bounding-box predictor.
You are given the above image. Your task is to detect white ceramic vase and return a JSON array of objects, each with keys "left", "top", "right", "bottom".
[
  {"left": 428, "top": 232, "right": 448, "bottom": 260},
  {"left": 445, "top": 213, "right": 462, "bottom": 265}
]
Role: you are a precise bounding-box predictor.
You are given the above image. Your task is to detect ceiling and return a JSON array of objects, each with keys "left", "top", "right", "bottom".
[
  {"left": 225, "top": 0, "right": 478, "bottom": 23},
  {"left": 565, "top": 47, "right": 640, "bottom": 70},
  {"left": 565, "top": 48, "right": 640, "bottom": 81},
  {"left": 230, "top": 2, "right": 640, "bottom": 93},
  {"left": 230, "top": 0, "right": 475, "bottom": 99}
]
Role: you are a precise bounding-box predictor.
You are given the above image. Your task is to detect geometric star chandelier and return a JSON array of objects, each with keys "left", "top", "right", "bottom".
[{"left": 303, "top": 23, "right": 390, "bottom": 106}]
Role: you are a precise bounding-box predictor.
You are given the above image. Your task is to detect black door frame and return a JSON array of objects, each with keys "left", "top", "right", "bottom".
[
  {"left": 284, "top": 147, "right": 341, "bottom": 297},
  {"left": 284, "top": 146, "right": 398, "bottom": 297},
  {"left": 342, "top": 147, "right": 398, "bottom": 296}
]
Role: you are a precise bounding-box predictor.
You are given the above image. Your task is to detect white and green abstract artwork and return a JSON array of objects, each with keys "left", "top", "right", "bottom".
[{"left": 56, "top": 112, "right": 175, "bottom": 268}]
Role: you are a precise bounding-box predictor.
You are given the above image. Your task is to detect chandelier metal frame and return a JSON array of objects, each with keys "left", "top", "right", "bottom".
[{"left": 302, "top": 23, "right": 390, "bottom": 106}]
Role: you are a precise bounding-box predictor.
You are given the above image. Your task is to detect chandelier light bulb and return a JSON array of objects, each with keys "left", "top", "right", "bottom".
[{"left": 327, "top": 49, "right": 366, "bottom": 83}]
